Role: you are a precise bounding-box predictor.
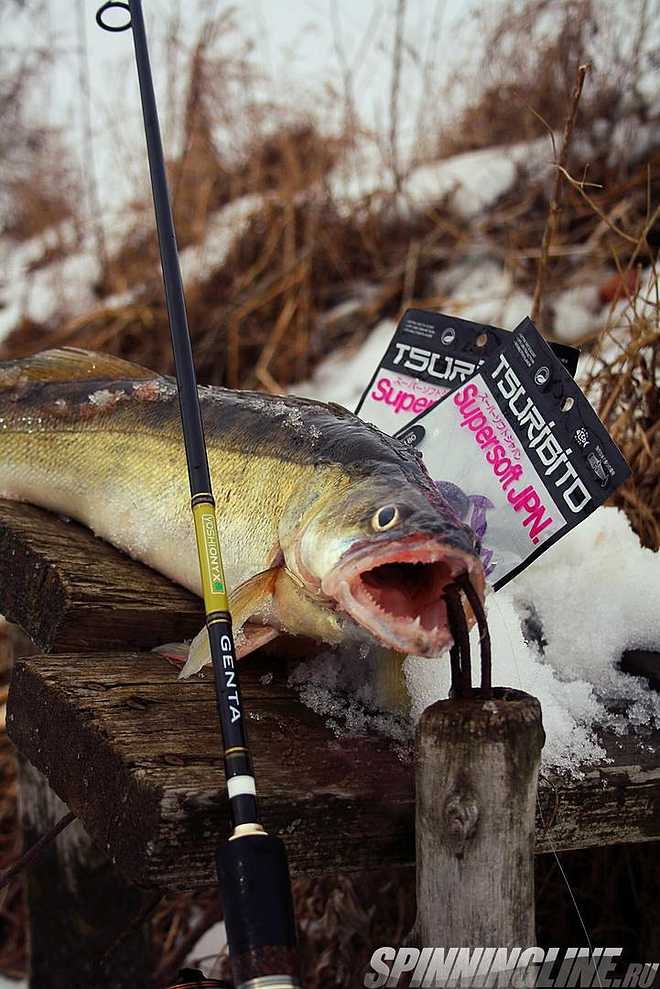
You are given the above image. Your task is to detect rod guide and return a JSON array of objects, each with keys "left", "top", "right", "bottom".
[{"left": 96, "top": 1, "right": 131, "bottom": 32}]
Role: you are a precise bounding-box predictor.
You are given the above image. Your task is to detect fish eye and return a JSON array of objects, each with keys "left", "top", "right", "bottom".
[{"left": 372, "top": 505, "right": 399, "bottom": 531}]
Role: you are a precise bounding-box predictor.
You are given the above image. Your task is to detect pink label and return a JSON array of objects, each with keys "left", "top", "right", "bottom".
[
  {"left": 453, "top": 382, "right": 554, "bottom": 545},
  {"left": 369, "top": 374, "right": 447, "bottom": 416}
]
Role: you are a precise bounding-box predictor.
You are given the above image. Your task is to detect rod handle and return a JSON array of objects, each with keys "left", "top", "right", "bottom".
[{"left": 216, "top": 833, "right": 301, "bottom": 988}]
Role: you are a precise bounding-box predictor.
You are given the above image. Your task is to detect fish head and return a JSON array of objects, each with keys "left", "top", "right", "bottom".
[{"left": 285, "top": 469, "right": 485, "bottom": 657}]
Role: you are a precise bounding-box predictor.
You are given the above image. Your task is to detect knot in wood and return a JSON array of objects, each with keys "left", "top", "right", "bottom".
[{"left": 444, "top": 788, "right": 479, "bottom": 857}]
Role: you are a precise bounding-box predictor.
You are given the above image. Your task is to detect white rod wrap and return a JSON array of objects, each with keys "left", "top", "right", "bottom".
[{"left": 227, "top": 774, "right": 257, "bottom": 799}]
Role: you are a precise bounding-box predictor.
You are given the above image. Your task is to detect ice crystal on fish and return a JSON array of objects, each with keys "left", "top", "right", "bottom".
[
  {"left": 132, "top": 380, "right": 174, "bottom": 401},
  {"left": 88, "top": 388, "right": 123, "bottom": 408}
]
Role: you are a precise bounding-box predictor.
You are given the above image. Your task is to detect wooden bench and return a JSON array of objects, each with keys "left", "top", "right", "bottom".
[{"left": 2, "top": 500, "right": 659, "bottom": 986}]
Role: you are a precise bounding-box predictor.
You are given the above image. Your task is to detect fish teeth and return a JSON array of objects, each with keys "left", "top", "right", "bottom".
[{"left": 413, "top": 615, "right": 422, "bottom": 627}]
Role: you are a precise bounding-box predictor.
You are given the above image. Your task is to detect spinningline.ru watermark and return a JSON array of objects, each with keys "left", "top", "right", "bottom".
[{"left": 363, "top": 947, "right": 659, "bottom": 988}]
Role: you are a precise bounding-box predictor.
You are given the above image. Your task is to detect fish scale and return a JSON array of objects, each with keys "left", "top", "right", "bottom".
[{"left": 0, "top": 348, "right": 484, "bottom": 675}]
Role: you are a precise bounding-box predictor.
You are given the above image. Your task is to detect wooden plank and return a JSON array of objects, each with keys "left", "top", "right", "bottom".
[
  {"left": 7, "top": 650, "right": 660, "bottom": 890},
  {"left": 0, "top": 500, "right": 203, "bottom": 652}
]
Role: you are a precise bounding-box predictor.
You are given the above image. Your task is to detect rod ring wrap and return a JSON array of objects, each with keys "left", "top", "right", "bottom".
[
  {"left": 237, "top": 979, "right": 301, "bottom": 989},
  {"left": 227, "top": 775, "right": 256, "bottom": 799},
  {"left": 207, "top": 612, "right": 231, "bottom": 626}
]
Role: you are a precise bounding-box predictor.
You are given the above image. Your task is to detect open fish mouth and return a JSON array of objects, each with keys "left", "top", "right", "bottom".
[{"left": 322, "top": 536, "right": 484, "bottom": 657}]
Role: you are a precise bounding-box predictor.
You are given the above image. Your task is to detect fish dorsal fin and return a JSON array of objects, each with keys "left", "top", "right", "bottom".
[{"left": 0, "top": 348, "right": 161, "bottom": 387}]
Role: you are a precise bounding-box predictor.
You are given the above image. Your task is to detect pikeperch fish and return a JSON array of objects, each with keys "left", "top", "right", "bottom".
[{"left": 0, "top": 348, "right": 484, "bottom": 676}]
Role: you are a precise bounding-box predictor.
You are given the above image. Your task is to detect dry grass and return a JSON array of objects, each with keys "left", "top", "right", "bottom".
[
  {"left": 0, "top": 1, "right": 82, "bottom": 246},
  {"left": 439, "top": 0, "right": 652, "bottom": 159},
  {"left": 2, "top": 6, "right": 656, "bottom": 536},
  {"left": 583, "top": 271, "right": 659, "bottom": 549}
]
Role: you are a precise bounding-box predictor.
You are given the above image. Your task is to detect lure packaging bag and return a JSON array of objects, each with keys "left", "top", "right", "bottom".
[
  {"left": 396, "top": 318, "right": 630, "bottom": 589},
  {"left": 355, "top": 309, "right": 508, "bottom": 434},
  {"left": 356, "top": 308, "right": 578, "bottom": 434}
]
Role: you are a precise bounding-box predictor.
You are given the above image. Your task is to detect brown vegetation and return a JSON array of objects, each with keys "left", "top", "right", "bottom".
[
  {"left": 439, "top": 0, "right": 652, "bottom": 157},
  {"left": 1, "top": 2, "right": 656, "bottom": 550},
  {"left": 0, "top": 2, "right": 80, "bottom": 246}
]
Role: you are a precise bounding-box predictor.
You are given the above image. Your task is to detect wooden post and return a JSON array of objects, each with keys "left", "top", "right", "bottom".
[
  {"left": 415, "top": 688, "right": 544, "bottom": 950},
  {"left": 19, "top": 758, "right": 159, "bottom": 989}
]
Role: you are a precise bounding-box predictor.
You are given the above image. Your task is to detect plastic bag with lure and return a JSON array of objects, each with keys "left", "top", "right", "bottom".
[{"left": 0, "top": 348, "right": 484, "bottom": 676}]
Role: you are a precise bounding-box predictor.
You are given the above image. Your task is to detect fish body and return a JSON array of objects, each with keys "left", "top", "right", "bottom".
[{"left": 0, "top": 349, "right": 484, "bottom": 672}]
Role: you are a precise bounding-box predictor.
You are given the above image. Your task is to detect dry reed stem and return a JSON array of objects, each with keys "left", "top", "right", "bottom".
[
  {"left": 154, "top": 890, "right": 222, "bottom": 985},
  {"left": 557, "top": 165, "right": 647, "bottom": 246},
  {"left": 388, "top": 0, "right": 407, "bottom": 192},
  {"left": 531, "top": 62, "right": 589, "bottom": 324}
]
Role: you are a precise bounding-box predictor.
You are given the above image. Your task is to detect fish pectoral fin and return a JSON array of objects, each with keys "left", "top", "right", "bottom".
[
  {"left": 229, "top": 566, "right": 282, "bottom": 628},
  {"left": 157, "top": 567, "right": 284, "bottom": 680},
  {"left": 372, "top": 648, "right": 410, "bottom": 714},
  {"left": 153, "top": 637, "right": 205, "bottom": 676},
  {"left": 236, "top": 624, "right": 280, "bottom": 659},
  {"left": 153, "top": 641, "right": 190, "bottom": 668},
  {"left": 165, "top": 623, "right": 280, "bottom": 680},
  {"left": 176, "top": 626, "right": 211, "bottom": 679}
]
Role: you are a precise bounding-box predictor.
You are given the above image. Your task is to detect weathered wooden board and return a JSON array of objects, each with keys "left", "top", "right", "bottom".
[
  {"left": 7, "top": 650, "right": 660, "bottom": 890},
  {"left": 0, "top": 500, "right": 203, "bottom": 652},
  {"left": 3, "top": 499, "right": 660, "bottom": 890}
]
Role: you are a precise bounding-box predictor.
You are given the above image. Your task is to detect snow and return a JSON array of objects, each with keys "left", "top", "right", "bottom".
[
  {"left": 178, "top": 194, "right": 262, "bottom": 286},
  {"left": 403, "top": 146, "right": 518, "bottom": 221},
  {"left": 296, "top": 258, "right": 537, "bottom": 410},
  {"left": 512, "top": 509, "right": 660, "bottom": 697},
  {"left": 328, "top": 142, "right": 397, "bottom": 208},
  {"left": 409, "top": 507, "right": 660, "bottom": 770},
  {"left": 552, "top": 284, "right": 601, "bottom": 343},
  {"left": 585, "top": 118, "right": 660, "bottom": 171},
  {"left": 0, "top": 222, "right": 98, "bottom": 344},
  {"left": 288, "top": 645, "right": 412, "bottom": 753},
  {"left": 184, "top": 920, "right": 227, "bottom": 979},
  {"left": 329, "top": 138, "right": 551, "bottom": 221},
  {"left": 290, "top": 302, "right": 660, "bottom": 774},
  {"left": 404, "top": 588, "right": 608, "bottom": 771},
  {"left": 289, "top": 507, "right": 660, "bottom": 773},
  {"left": 0, "top": 135, "right": 613, "bottom": 352},
  {"left": 432, "top": 257, "right": 533, "bottom": 329},
  {"left": 294, "top": 318, "right": 395, "bottom": 409},
  {"left": 0, "top": 194, "right": 264, "bottom": 348}
]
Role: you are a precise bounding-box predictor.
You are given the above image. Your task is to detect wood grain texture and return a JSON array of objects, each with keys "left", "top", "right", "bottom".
[
  {"left": 7, "top": 651, "right": 660, "bottom": 890},
  {"left": 2, "top": 500, "right": 660, "bottom": 891},
  {"left": 7, "top": 650, "right": 414, "bottom": 888},
  {"left": 415, "top": 690, "right": 543, "bottom": 947},
  {"left": 0, "top": 500, "right": 203, "bottom": 652}
]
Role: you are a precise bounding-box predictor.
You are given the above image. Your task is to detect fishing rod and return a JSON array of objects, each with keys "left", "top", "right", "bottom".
[{"left": 95, "top": 3, "right": 300, "bottom": 987}]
